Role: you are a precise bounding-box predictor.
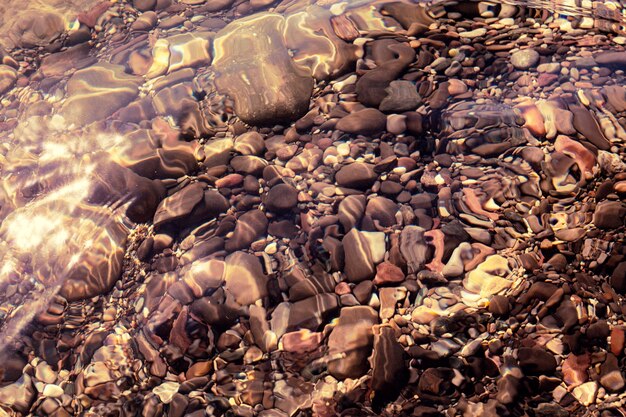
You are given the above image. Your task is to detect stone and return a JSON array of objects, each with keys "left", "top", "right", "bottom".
[
  {"left": 600, "top": 354, "right": 625, "bottom": 392},
  {"left": 595, "top": 51, "right": 626, "bottom": 70},
  {"left": 611, "top": 327, "right": 625, "bottom": 356},
  {"left": 570, "top": 105, "right": 610, "bottom": 150},
  {"left": 166, "top": 32, "right": 213, "bottom": 73},
  {"left": 287, "top": 293, "right": 339, "bottom": 331},
  {"left": 182, "top": 258, "right": 225, "bottom": 297},
  {"left": 379, "top": 80, "right": 421, "bottom": 112},
  {"left": 562, "top": 353, "right": 590, "bottom": 386},
  {"left": 60, "top": 63, "right": 142, "bottom": 126},
  {"left": 371, "top": 326, "right": 408, "bottom": 396},
  {"left": 365, "top": 196, "right": 398, "bottom": 228},
  {"left": 459, "top": 28, "right": 487, "bottom": 38},
  {"left": 379, "top": 287, "right": 405, "bottom": 319},
  {"left": 8, "top": 11, "right": 64, "bottom": 48},
  {"left": 335, "top": 163, "right": 377, "bottom": 190},
  {"left": 611, "top": 262, "right": 626, "bottom": 294},
  {"left": 355, "top": 40, "right": 415, "bottom": 108},
  {"left": 0, "top": 374, "right": 35, "bottom": 413},
  {"left": 0, "top": 65, "right": 17, "bottom": 95},
  {"left": 463, "top": 255, "right": 514, "bottom": 298},
  {"left": 571, "top": 381, "right": 597, "bottom": 406},
  {"left": 338, "top": 195, "right": 366, "bottom": 231},
  {"left": 153, "top": 183, "right": 205, "bottom": 228},
  {"left": 373, "top": 262, "right": 405, "bottom": 285},
  {"left": 343, "top": 229, "right": 385, "bottom": 283},
  {"left": 335, "top": 108, "right": 387, "bottom": 136},
  {"left": 488, "top": 295, "right": 510, "bottom": 316},
  {"left": 203, "top": 138, "right": 234, "bottom": 169},
  {"left": 225, "top": 209, "right": 268, "bottom": 252},
  {"left": 593, "top": 201, "right": 625, "bottom": 229},
  {"left": 153, "top": 381, "right": 180, "bottom": 404},
  {"left": 587, "top": 320, "right": 610, "bottom": 340},
  {"left": 55, "top": 217, "right": 127, "bottom": 301},
  {"left": 131, "top": 11, "right": 158, "bottom": 31},
  {"left": 42, "top": 384, "right": 64, "bottom": 398},
  {"left": 517, "top": 347, "right": 557, "bottom": 375},
  {"left": 234, "top": 131, "right": 265, "bottom": 156},
  {"left": 399, "top": 226, "right": 429, "bottom": 274},
  {"left": 213, "top": 14, "right": 313, "bottom": 125},
  {"left": 134, "top": 0, "right": 156, "bottom": 11},
  {"left": 224, "top": 252, "right": 268, "bottom": 305},
  {"left": 265, "top": 183, "right": 298, "bottom": 213},
  {"left": 327, "top": 306, "right": 379, "bottom": 379},
  {"left": 230, "top": 155, "right": 268, "bottom": 176},
  {"left": 511, "top": 49, "right": 540, "bottom": 70}
]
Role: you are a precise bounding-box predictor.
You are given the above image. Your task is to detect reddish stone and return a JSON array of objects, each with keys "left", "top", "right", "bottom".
[
  {"left": 215, "top": 173, "right": 244, "bottom": 188},
  {"left": 537, "top": 73, "right": 558, "bottom": 87},
  {"left": 611, "top": 328, "right": 625, "bottom": 357},
  {"left": 562, "top": 353, "right": 590, "bottom": 387},
  {"left": 373, "top": 262, "right": 405, "bottom": 285},
  {"left": 281, "top": 330, "right": 323, "bottom": 353},
  {"left": 78, "top": 1, "right": 113, "bottom": 27},
  {"left": 335, "top": 282, "right": 351, "bottom": 295}
]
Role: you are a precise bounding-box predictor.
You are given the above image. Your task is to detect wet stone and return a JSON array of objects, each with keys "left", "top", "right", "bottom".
[
  {"left": 327, "top": 306, "right": 378, "bottom": 379},
  {"left": 60, "top": 63, "right": 142, "bottom": 126},
  {"left": 611, "top": 262, "right": 626, "bottom": 294},
  {"left": 153, "top": 183, "right": 205, "bottom": 228},
  {"left": 213, "top": 14, "right": 314, "bottom": 126},
  {"left": 593, "top": 201, "right": 625, "bottom": 229},
  {"left": 371, "top": 326, "right": 408, "bottom": 397},
  {"left": 335, "top": 108, "right": 387, "bottom": 136},
  {"left": 0, "top": 65, "right": 17, "bottom": 95},
  {"left": 287, "top": 293, "right": 339, "bottom": 332},
  {"left": 373, "top": 261, "right": 405, "bottom": 286},
  {"left": 335, "top": 163, "right": 377, "bottom": 190},
  {"left": 265, "top": 183, "right": 298, "bottom": 213},
  {"left": 224, "top": 252, "right": 268, "bottom": 305},
  {"left": 343, "top": 229, "right": 385, "bottom": 283},
  {"left": 517, "top": 347, "right": 557, "bottom": 375},
  {"left": 338, "top": 194, "right": 366, "bottom": 231},
  {"left": 511, "top": 49, "right": 540, "bottom": 70},
  {"left": 225, "top": 209, "right": 268, "bottom": 252},
  {"left": 595, "top": 51, "right": 626, "bottom": 70},
  {"left": 379, "top": 80, "right": 421, "bottom": 112},
  {"left": 5, "top": 1, "right": 626, "bottom": 415}
]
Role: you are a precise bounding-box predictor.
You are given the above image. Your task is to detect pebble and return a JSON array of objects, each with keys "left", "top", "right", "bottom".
[
  {"left": 42, "top": 384, "right": 63, "bottom": 398},
  {"left": 335, "top": 108, "right": 387, "bottom": 135},
  {"left": 327, "top": 306, "right": 378, "bottom": 379},
  {"left": 264, "top": 183, "right": 298, "bottom": 213},
  {"left": 511, "top": 49, "right": 540, "bottom": 70},
  {"left": 3, "top": 1, "right": 626, "bottom": 415},
  {"left": 335, "top": 162, "right": 378, "bottom": 190},
  {"left": 153, "top": 381, "right": 180, "bottom": 404},
  {"left": 459, "top": 28, "right": 487, "bottom": 38}
]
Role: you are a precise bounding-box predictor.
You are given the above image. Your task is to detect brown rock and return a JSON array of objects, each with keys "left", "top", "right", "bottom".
[
  {"left": 224, "top": 252, "right": 268, "bottom": 305},
  {"left": 373, "top": 262, "right": 405, "bottom": 285},
  {"left": 264, "top": 183, "right": 298, "bottom": 213},
  {"left": 335, "top": 163, "right": 377, "bottom": 190},
  {"left": 343, "top": 229, "right": 385, "bottom": 282},
  {"left": 327, "top": 306, "right": 379, "bottom": 379},
  {"left": 225, "top": 209, "right": 268, "bottom": 252},
  {"left": 371, "top": 326, "right": 408, "bottom": 396},
  {"left": 335, "top": 108, "right": 387, "bottom": 136}
]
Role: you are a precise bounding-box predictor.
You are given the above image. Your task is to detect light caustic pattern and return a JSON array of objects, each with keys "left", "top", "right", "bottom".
[
  {"left": 0, "top": 0, "right": 620, "bottom": 352},
  {"left": 0, "top": 0, "right": 436, "bottom": 347},
  {"left": 0, "top": 116, "right": 130, "bottom": 352}
]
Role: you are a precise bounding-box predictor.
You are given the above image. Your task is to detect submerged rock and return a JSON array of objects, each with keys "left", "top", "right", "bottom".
[{"left": 212, "top": 14, "right": 314, "bottom": 126}]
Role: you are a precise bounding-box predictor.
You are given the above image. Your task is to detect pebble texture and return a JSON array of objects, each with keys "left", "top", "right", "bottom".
[{"left": 0, "top": 1, "right": 626, "bottom": 417}]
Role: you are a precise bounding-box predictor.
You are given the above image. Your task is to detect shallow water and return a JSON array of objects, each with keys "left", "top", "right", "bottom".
[{"left": 1, "top": 0, "right": 626, "bottom": 416}]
